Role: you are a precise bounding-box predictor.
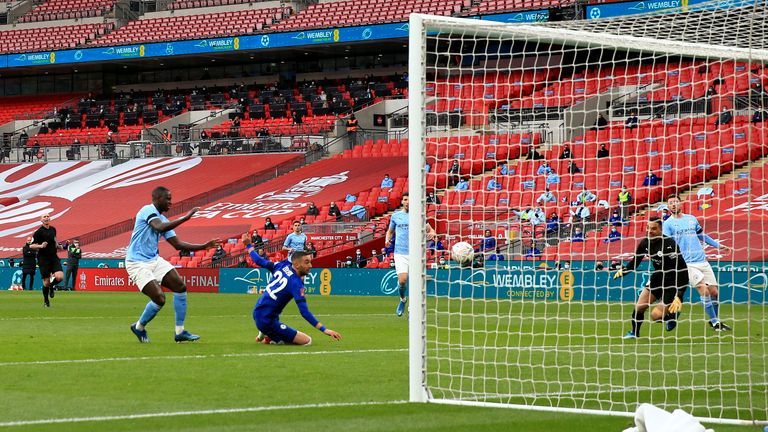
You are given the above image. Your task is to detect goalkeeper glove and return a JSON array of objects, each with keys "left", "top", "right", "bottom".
[
  {"left": 668, "top": 296, "right": 683, "bottom": 314},
  {"left": 613, "top": 269, "right": 624, "bottom": 279}
]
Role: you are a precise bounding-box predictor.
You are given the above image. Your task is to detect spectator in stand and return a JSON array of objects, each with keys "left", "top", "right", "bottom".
[
  {"left": 71, "top": 137, "right": 82, "bottom": 156},
  {"left": 546, "top": 171, "right": 560, "bottom": 185},
  {"left": 479, "top": 229, "right": 496, "bottom": 252},
  {"left": 231, "top": 116, "right": 241, "bottom": 136},
  {"left": 529, "top": 207, "right": 546, "bottom": 226},
  {"left": 299, "top": 216, "right": 307, "bottom": 225},
  {"left": 706, "top": 84, "right": 718, "bottom": 97},
  {"left": 354, "top": 249, "right": 367, "bottom": 268},
  {"left": 345, "top": 193, "right": 357, "bottom": 202},
  {"left": 597, "top": 144, "right": 610, "bottom": 159},
  {"left": 604, "top": 226, "right": 622, "bottom": 243},
  {"left": 212, "top": 245, "right": 226, "bottom": 263},
  {"left": 525, "top": 145, "right": 543, "bottom": 160},
  {"left": 642, "top": 170, "right": 662, "bottom": 186},
  {"left": 426, "top": 236, "right": 445, "bottom": 251},
  {"left": 660, "top": 207, "right": 671, "bottom": 221},
  {"left": 426, "top": 191, "right": 441, "bottom": 204},
  {"left": 487, "top": 247, "right": 505, "bottom": 261},
  {"left": 162, "top": 129, "right": 172, "bottom": 142},
  {"left": 455, "top": 177, "right": 469, "bottom": 191},
  {"left": 536, "top": 161, "right": 553, "bottom": 176},
  {"left": 752, "top": 110, "right": 767, "bottom": 124},
  {"left": 593, "top": 113, "right": 608, "bottom": 130},
  {"left": 571, "top": 205, "right": 591, "bottom": 223},
  {"left": 560, "top": 144, "right": 572, "bottom": 159},
  {"left": 536, "top": 188, "right": 557, "bottom": 204},
  {"left": 568, "top": 160, "right": 582, "bottom": 174},
  {"left": 425, "top": 162, "right": 431, "bottom": 173},
  {"left": 487, "top": 177, "right": 502, "bottom": 191},
  {"left": 714, "top": 106, "right": 733, "bottom": 126},
  {"left": 609, "top": 210, "right": 623, "bottom": 227},
  {"left": 23, "top": 141, "right": 36, "bottom": 162},
  {"left": 305, "top": 242, "right": 317, "bottom": 258},
  {"left": 19, "top": 130, "right": 29, "bottom": 148},
  {"left": 328, "top": 202, "right": 343, "bottom": 221},
  {"left": 448, "top": 160, "right": 461, "bottom": 187},
  {"left": 306, "top": 202, "right": 320, "bottom": 216},
  {"left": 625, "top": 110, "right": 639, "bottom": 129},
  {"left": 617, "top": 185, "right": 632, "bottom": 220},
  {"left": 379, "top": 247, "right": 388, "bottom": 261},
  {"left": 576, "top": 188, "right": 597, "bottom": 204},
  {"left": 346, "top": 114, "right": 359, "bottom": 147},
  {"left": 572, "top": 227, "right": 585, "bottom": 242},
  {"left": 381, "top": 174, "right": 394, "bottom": 189},
  {"left": 546, "top": 212, "right": 560, "bottom": 235},
  {"left": 256, "top": 247, "right": 269, "bottom": 260},
  {"left": 370, "top": 249, "right": 379, "bottom": 262},
  {"left": 251, "top": 231, "right": 264, "bottom": 248},
  {"left": 179, "top": 249, "right": 194, "bottom": 258},
  {"left": 264, "top": 217, "right": 277, "bottom": 230},
  {"left": 292, "top": 111, "right": 303, "bottom": 126}
]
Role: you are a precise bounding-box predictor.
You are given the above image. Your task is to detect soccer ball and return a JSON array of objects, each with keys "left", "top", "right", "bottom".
[{"left": 451, "top": 241, "right": 475, "bottom": 264}]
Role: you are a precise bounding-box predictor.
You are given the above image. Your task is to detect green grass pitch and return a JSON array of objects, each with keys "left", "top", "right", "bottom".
[{"left": 0, "top": 291, "right": 762, "bottom": 431}]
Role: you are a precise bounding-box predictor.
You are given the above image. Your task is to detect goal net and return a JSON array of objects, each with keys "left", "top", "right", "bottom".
[{"left": 407, "top": 2, "right": 768, "bottom": 425}]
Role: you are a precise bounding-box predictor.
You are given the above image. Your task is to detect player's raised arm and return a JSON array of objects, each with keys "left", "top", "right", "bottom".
[
  {"left": 149, "top": 207, "right": 200, "bottom": 233},
  {"left": 242, "top": 233, "right": 276, "bottom": 272}
]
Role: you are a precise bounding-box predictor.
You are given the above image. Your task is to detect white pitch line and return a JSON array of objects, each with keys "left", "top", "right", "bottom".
[
  {"left": 0, "top": 348, "right": 408, "bottom": 367},
  {"left": 0, "top": 313, "right": 395, "bottom": 321},
  {"left": 0, "top": 400, "right": 408, "bottom": 428}
]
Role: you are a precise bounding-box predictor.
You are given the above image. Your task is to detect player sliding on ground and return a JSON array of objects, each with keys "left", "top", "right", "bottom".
[
  {"left": 385, "top": 192, "right": 436, "bottom": 316},
  {"left": 243, "top": 233, "right": 342, "bottom": 345},
  {"left": 664, "top": 194, "right": 732, "bottom": 331},
  {"left": 614, "top": 217, "right": 687, "bottom": 339},
  {"left": 128, "top": 186, "right": 221, "bottom": 343}
]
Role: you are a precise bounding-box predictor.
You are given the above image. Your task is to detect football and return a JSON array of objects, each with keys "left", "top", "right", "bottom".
[{"left": 451, "top": 241, "right": 475, "bottom": 264}]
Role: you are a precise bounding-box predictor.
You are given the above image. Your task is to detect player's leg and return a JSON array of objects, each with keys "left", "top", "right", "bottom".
[
  {"left": 127, "top": 261, "right": 165, "bottom": 343},
  {"left": 688, "top": 263, "right": 724, "bottom": 329},
  {"left": 393, "top": 254, "right": 409, "bottom": 316},
  {"left": 132, "top": 281, "right": 164, "bottom": 343},
  {"left": 626, "top": 288, "right": 654, "bottom": 338},
  {"left": 51, "top": 269, "right": 64, "bottom": 291},
  {"left": 700, "top": 263, "right": 730, "bottom": 331},
  {"left": 159, "top": 262, "right": 199, "bottom": 342},
  {"left": 39, "top": 261, "right": 51, "bottom": 306}
]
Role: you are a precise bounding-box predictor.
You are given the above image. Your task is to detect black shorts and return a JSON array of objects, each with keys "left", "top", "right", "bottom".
[
  {"left": 648, "top": 271, "right": 688, "bottom": 304},
  {"left": 38, "top": 256, "right": 63, "bottom": 278}
]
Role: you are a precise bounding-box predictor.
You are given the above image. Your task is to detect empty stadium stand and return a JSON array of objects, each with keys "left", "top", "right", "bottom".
[
  {"left": 0, "top": 23, "right": 109, "bottom": 54},
  {"left": 271, "top": 0, "right": 467, "bottom": 31},
  {"left": 18, "top": 0, "right": 116, "bottom": 22},
  {"left": 0, "top": 94, "right": 78, "bottom": 126},
  {"left": 89, "top": 8, "right": 287, "bottom": 46}
]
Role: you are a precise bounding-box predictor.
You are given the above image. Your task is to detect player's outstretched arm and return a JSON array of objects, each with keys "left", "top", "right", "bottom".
[
  {"left": 167, "top": 236, "right": 221, "bottom": 252},
  {"left": 150, "top": 207, "right": 200, "bottom": 233}
]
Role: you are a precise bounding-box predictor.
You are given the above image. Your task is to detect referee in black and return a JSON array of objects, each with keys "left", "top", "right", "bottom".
[
  {"left": 30, "top": 213, "right": 65, "bottom": 307},
  {"left": 614, "top": 217, "right": 687, "bottom": 338}
]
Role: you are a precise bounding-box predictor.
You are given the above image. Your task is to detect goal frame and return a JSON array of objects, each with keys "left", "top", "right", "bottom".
[{"left": 406, "top": 11, "right": 767, "bottom": 426}]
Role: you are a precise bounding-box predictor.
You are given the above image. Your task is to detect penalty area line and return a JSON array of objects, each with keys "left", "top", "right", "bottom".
[{"left": 0, "top": 400, "right": 408, "bottom": 428}]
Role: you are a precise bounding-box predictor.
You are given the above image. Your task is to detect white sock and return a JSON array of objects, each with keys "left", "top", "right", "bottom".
[
  {"left": 175, "top": 325, "right": 184, "bottom": 335},
  {"left": 135, "top": 322, "right": 145, "bottom": 331}
]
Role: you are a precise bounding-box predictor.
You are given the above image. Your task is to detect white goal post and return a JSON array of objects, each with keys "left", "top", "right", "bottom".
[{"left": 408, "top": 3, "right": 768, "bottom": 425}]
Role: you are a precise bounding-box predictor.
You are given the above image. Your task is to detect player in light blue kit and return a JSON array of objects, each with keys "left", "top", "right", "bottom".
[
  {"left": 128, "top": 186, "right": 221, "bottom": 343},
  {"left": 282, "top": 220, "right": 307, "bottom": 260},
  {"left": 385, "top": 193, "right": 436, "bottom": 316},
  {"left": 664, "top": 194, "right": 732, "bottom": 331},
  {"left": 243, "top": 233, "right": 342, "bottom": 345}
]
